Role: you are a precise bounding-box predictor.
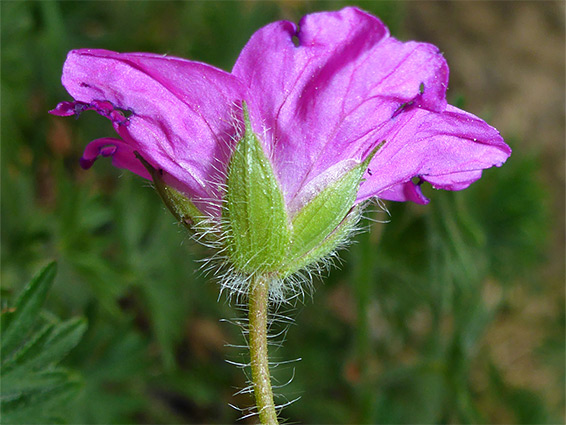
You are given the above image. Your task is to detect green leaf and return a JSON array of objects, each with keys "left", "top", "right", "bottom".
[
  {"left": 66, "top": 324, "right": 150, "bottom": 424},
  {"left": 6, "top": 318, "right": 87, "bottom": 374},
  {"left": 1, "top": 369, "right": 70, "bottom": 400},
  {"left": 223, "top": 102, "right": 291, "bottom": 273},
  {"left": 1, "top": 322, "right": 55, "bottom": 374},
  {"left": 1, "top": 374, "right": 82, "bottom": 424},
  {"left": 0, "top": 263, "right": 87, "bottom": 424},
  {"left": 37, "top": 318, "right": 87, "bottom": 368},
  {"left": 1, "top": 262, "right": 57, "bottom": 357}
]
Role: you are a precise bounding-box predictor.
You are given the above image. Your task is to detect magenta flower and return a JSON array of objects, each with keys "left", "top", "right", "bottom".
[
  {"left": 51, "top": 8, "right": 511, "bottom": 423},
  {"left": 50, "top": 7, "right": 510, "bottom": 218}
]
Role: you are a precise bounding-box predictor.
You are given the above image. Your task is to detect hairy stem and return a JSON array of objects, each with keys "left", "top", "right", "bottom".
[{"left": 248, "top": 274, "right": 278, "bottom": 424}]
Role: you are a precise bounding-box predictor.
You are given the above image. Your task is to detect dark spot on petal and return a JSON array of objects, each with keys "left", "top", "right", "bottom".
[
  {"left": 411, "top": 176, "right": 424, "bottom": 186},
  {"left": 292, "top": 34, "right": 300, "bottom": 47},
  {"left": 391, "top": 100, "right": 414, "bottom": 119},
  {"left": 116, "top": 108, "right": 134, "bottom": 118},
  {"left": 80, "top": 82, "right": 91, "bottom": 88},
  {"left": 73, "top": 102, "right": 91, "bottom": 118},
  {"left": 89, "top": 100, "right": 133, "bottom": 125}
]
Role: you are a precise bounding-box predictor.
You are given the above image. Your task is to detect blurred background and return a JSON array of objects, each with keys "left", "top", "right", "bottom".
[{"left": 1, "top": 1, "right": 564, "bottom": 423}]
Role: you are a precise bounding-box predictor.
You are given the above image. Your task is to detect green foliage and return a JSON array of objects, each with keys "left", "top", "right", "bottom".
[
  {"left": 0, "top": 1, "right": 561, "bottom": 424},
  {"left": 1, "top": 263, "right": 87, "bottom": 424}
]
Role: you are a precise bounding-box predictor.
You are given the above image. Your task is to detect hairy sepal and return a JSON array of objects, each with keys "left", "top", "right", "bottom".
[
  {"left": 136, "top": 153, "right": 217, "bottom": 240},
  {"left": 282, "top": 206, "right": 362, "bottom": 279},
  {"left": 283, "top": 145, "right": 382, "bottom": 275},
  {"left": 223, "top": 103, "right": 291, "bottom": 273}
]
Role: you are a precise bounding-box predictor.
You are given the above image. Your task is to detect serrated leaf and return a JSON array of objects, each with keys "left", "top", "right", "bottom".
[
  {"left": 223, "top": 102, "right": 291, "bottom": 273},
  {"left": 1, "top": 262, "right": 57, "bottom": 357},
  {"left": 1, "top": 373, "right": 82, "bottom": 424},
  {"left": 66, "top": 324, "right": 149, "bottom": 424},
  {"left": 1, "top": 322, "right": 55, "bottom": 374},
  {"left": 0, "top": 263, "right": 87, "bottom": 424},
  {"left": 22, "top": 318, "right": 87, "bottom": 372},
  {"left": 1, "top": 369, "right": 70, "bottom": 401}
]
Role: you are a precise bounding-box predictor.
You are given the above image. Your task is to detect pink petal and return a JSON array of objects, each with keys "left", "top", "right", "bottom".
[
  {"left": 377, "top": 181, "right": 430, "bottom": 205},
  {"left": 233, "top": 7, "right": 450, "bottom": 206},
  {"left": 80, "top": 137, "right": 151, "bottom": 178},
  {"left": 58, "top": 49, "right": 247, "bottom": 211},
  {"left": 356, "top": 104, "right": 510, "bottom": 202}
]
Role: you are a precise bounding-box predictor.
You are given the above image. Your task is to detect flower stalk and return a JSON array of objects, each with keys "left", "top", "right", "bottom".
[{"left": 248, "top": 274, "right": 278, "bottom": 424}]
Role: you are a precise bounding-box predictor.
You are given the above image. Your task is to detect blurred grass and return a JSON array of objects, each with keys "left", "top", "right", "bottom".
[{"left": 1, "top": 1, "right": 563, "bottom": 424}]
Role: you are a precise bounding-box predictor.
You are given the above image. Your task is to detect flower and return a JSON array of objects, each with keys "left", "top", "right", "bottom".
[{"left": 50, "top": 7, "right": 510, "bottom": 281}]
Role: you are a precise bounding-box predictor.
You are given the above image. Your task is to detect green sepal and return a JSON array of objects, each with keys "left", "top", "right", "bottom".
[
  {"left": 285, "top": 144, "right": 383, "bottom": 271},
  {"left": 282, "top": 206, "right": 362, "bottom": 278},
  {"left": 223, "top": 102, "right": 291, "bottom": 273},
  {"left": 135, "top": 153, "right": 216, "bottom": 240}
]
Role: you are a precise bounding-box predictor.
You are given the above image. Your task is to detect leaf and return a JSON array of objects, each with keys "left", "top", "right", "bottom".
[
  {"left": 1, "top": 370, "right": 70, "bottom": 400},
  {"left": 0, "top": 262, "right": 87, "bottom": 424},
  {"left": 1, "top": 322, "right": 55, "bottom": 374},
  {"left": 6, "top": 318, "right": 87, "bottom": 374},
  {"left": 1, "top": 262, "right": 57, "bottom": 358},
  {"left": 1, "top": 375, "right": 82, "bottom": 424},
  {"left": 66, "top": 323, "right": 150, "bottom": 424}
]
